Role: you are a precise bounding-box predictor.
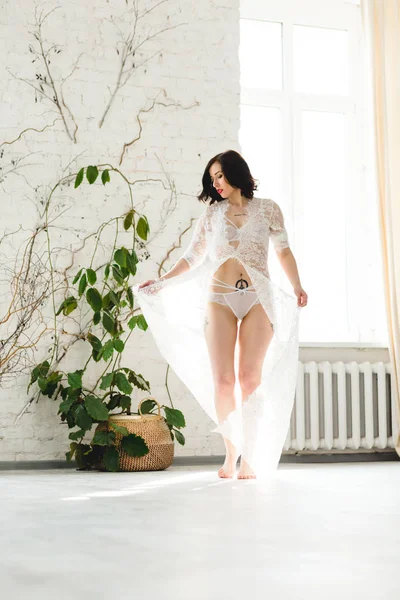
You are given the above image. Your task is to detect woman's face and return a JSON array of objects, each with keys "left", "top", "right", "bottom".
[{"left": 209, "top": 162, "right": 235, "bottom": 198}]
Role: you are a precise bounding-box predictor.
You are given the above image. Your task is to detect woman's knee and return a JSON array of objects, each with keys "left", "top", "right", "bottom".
[
  {"left": 238, "top": 370, "right": 261, "bottom": 396},
  {"left": 214, "top": 373, "right": 236, "bottom": 396}
]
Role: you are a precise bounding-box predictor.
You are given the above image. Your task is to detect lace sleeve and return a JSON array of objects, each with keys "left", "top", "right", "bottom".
[
  {"left": 181, "top": 209, "right": 208, "bottom": 268},
  {"left": 269, "top": 200, "right": 290, "bottom": 253}
]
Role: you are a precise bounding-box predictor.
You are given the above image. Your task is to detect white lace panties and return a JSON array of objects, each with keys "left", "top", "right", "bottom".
[{"left": 208, "top": 276, "right": 262, "bottom": 321}]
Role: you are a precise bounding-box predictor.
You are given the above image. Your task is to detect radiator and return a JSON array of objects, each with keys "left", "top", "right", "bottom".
[{"left": 283, "top": 361, "right": 398, "bottom": 453}]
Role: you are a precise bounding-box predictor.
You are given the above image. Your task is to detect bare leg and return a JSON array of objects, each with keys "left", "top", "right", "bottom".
[
  {"left": 237, "top": 303, "right": 274, "bottom": 479},
  {"left": 204, "top": 301, "right": 239, "bottom": 478}
]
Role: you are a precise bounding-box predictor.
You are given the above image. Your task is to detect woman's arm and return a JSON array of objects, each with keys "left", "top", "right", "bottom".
[
  {"left": 275, "top": 248, "right": 300, "bottom": 288},
  {"left": 159, "top": 257, "right": 190, "bottom": 281},
  {"left": 269, "top": 201, "right": 308, "bottom": 307},
  {"left": 278, "top": 250, "right": 307, "bottom": 307}
]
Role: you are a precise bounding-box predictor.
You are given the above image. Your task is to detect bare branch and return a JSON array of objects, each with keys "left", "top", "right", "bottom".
[
  {"left": 99, "top": 1, "right": 187, "bottom": 128},
  {"left": 119, "top": 90, "right": 199, "bottom": 164},
  {"left": 0, "top": 118, "right": 61, "bottom": 149},
  {"left": 157, "top": 218, "right": 196, "bottom": 277}
]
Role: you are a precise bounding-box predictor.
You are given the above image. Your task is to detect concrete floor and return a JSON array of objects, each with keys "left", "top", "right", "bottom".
[{"left": 1, "top": 462, "right": 399, "bottom": 600}]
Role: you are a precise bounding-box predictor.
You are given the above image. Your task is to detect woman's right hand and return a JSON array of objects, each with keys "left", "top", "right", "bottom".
[
  {"left": 138, "top": 279, "right": 157, "bottom": 289},
  {"left": 136, "top": 278, "right": 165, "bottom": 295}
]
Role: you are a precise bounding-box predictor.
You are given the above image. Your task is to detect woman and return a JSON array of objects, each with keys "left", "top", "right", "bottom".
[{"left": 133, "top": 150, "right": 308, "bottom": 481}]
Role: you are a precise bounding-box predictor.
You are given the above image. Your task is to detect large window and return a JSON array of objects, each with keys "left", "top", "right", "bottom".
[{"left": 239, "top": 0, "right": 387, "bottom": 345}]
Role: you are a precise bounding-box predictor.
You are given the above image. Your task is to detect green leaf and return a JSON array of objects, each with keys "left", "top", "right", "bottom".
[
  {"left": 126, "top": 253, "right": 137, "bottom": 276},
  {"left": 123, "top": 210, "right": 134, "bottom": 231},
  {"left": 101, "top": 339, "right": 114, "bottom": 361},
  {"left": 136, "top": 216, "right": 149, "bottom": 240},
  {"left": 86, "top": 165, "right": 99, "bottom": 184},
  {"left": 102, "top": 312, "right": 116, "bottom": 335},
  {"left": 173, "top": 429, "right": 185, "bottom": 445},
  {"left": 74, "top": 443, "right": 93, "bottom": 469},
  {"left": 120, "top": 266, "right": 129, "bottom": 279},
  {"left": 86, "top": 268, "right": 97, "bottom": 285},
  {"left": 102, "top": 291, "right": 111, "bottom": 310},
  {"left": 109, "top": 290, "right": 120, "bottom": 306},
  {"left": 164, "top": 406, "right": 186, "bottom": 429},
  {"left": 74, "top": 405, "right": 93, "bottom": 431},
  {"left": 113, "top": 339, "right": 124, "bottom": 353},
  {"left": 69, "top": 429, "right": 86, "bottom": 441},
  {"left": 137, "top": 315, "right": 147, "bottom": 331},
  {"left": 104, "top": 264, "right": 110, "bottom": 280},
  {"left": 86, "top": 287, "right": 102, "bottom": 312},
  {"left": 92, "top": 349, "right": 101, "bottom": 363},
  {"left": 121, "top": 433, "right": 149, "bottom": 457},
  {"left": 78, "top": 273, "right": 87, "bottom": 297},
  {"left": 38, "top": 376, "right": 47, "bottom": 392},
  {"left": 93, "top": 311, "right": 101, "bottom": 325},
  {"left": 68, "top": 370, "right": 83, "bottom": 389},
  {"left": 119, "top": 395, "right": 131, "bottom": 411},
  {"left": 114, "top": 248, "right": 128, "bottom": 269},
  {"left": 92, "top": 429, "right": 116, "bottom": 446},
  {"left": 66, "top": 411, "right": 75, "bottom": 429},
  {"left": 72, "top": 268, "right": 83, "bottom": 284},
  {"left": 100, "top": 373, "right": 114, "bottom": 391},
  {"left": 85, "top": 395, "right": 109, "bottom": 421},
  {"left": 38, "top": 371, "right": 63, "bottom": 398},
  {"left": 56, "top": 296, "right": 78, "bottom": 317},
  {"left": 126, "top": 287, "right": 134, "bottom": 309},
  {"left": 114, "top": 372, "right": 133, "bottom": 395},
  {"left": 60, "top": 387, "right": 70, "bottom": 400},
  {"left": 29, "top": 360, "right": 50, "bottom": 388},
  {"left": 74, "top": 168, "right": 84, "bottom": 189},
  {"left": 139, "top": 399, "right": 156, "bottom": 414},
  {"left": 127, "top": 371, "right": 151, "bottom": 392},
  {"left": 109, "top": 421, "right": 129, "bottom": 436},
  {"left": 86, "top": 333, "right": 102, "bottom": 352},
  {"left": 103, "top": 446, "right": 119, "bottom": 472},
  {"left": 66, "top": 442, "right": 78, "bottom": 462},
  {"left": 47, "top": 371, "right": 63, "bottom": 384},
  {"left": 112, "top": 265, "right": 124, "bottom": 285},
  {"left": 106, "top": 393, "right": 120, "bottom": 411},
  {"left": 87, "top": 333, "right": 102, "bottom": 352},
  {"left": 59, "top": 397, "right": 75, "bottom": 415},
  {"left": 101, "top": 169, "right": 110, "bottom": 185},
  {"left": 128, "top": 316, "right": 137, "bottom": 330}
]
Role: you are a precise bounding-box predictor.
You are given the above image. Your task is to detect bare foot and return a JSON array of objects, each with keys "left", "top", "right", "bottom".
[
  {"left": 237, "top": 458, "right": 256, "bottom": 480},
  {"left": 218, "top": 453, "right": 239, "bottom": 478},
  {"left": 218, "top": 436, "right": 240, "bottom": 478}
]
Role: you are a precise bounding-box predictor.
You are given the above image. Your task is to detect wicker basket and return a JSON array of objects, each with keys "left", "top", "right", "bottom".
[{"left": 106, "top": 396, "right": 174, "bottom": 472}]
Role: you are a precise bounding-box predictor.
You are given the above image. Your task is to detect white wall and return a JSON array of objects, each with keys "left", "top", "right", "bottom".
[{"left": 0, "top": 0, "right": 240, "bottom": 461}]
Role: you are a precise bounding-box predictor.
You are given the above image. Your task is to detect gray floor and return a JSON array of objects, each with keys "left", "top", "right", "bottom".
[{"left": 1, "top": 462, "right": 400, "bottom": 600}]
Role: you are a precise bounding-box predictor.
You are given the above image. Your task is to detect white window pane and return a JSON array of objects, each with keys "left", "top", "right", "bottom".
[
  {"left": 239, "top": 105, "right": 282, "bottom": 200},
  {"left": 293, "top": 25, "right": 349, "bottom": 96},
  {"left": 239, "top": 19, "right": 282, "bottom": 90},
  {"left": 298, "top": 110, "right": 349, "bottom": 342}
]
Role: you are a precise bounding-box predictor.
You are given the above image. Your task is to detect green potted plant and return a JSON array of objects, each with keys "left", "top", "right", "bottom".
[{"left": 28, "top": 164, "right": 186, "bottom": 471}]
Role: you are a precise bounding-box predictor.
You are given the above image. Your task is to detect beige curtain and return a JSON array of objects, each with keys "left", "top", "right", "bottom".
[{"left": 361, "top": 0, "right": 400, "bottom": 456}]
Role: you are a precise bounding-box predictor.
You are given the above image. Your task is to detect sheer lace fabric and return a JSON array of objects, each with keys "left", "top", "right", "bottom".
[{"left": 132, "top": 197, "right": 300, "bottom": 481}]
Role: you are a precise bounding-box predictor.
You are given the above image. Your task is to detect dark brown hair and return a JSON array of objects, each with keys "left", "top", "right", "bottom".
[{"left": 197, "top": 149, "right": 258, "bottom": 204}]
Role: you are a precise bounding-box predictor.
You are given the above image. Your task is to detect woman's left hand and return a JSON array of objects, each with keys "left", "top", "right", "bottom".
[{"left": 293, "top": 285, "right": 308, "bottom": 307}]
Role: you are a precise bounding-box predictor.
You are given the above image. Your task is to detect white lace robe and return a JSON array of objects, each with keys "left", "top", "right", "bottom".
[{"left": 132, "top": 197, "right": 301, "bottom": 480}]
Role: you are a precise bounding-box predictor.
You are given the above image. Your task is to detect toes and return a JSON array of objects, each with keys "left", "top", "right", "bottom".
[{"left": 237, "top": 472, "right": 256, "bottom": 480}]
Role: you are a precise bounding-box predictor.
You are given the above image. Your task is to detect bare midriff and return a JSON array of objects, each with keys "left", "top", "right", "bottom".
[{"left": 210, "top": 257, "right": 253, "bottom": 293}]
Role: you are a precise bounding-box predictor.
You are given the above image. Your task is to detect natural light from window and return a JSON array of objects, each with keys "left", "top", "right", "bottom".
[{"left": 239, "top": 0, "right": 387, "bottom": 346}]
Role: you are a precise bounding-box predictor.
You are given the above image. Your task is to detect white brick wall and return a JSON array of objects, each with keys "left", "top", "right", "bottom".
[{"left": 0, "top": 0, "right": 240, "bottom": 461}]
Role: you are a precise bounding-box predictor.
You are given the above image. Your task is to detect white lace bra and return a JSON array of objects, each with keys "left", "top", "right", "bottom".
[{"left": 181, "top": 197, "right": 290, "bottom": 278}]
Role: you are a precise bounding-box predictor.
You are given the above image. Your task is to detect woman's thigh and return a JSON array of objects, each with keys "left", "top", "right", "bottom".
[
  {"left": 237, "top": 303, "right": 274, "bottom": 394},
  {"left": 204, "top": 302, "right": 238, "bottom": 385}
]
